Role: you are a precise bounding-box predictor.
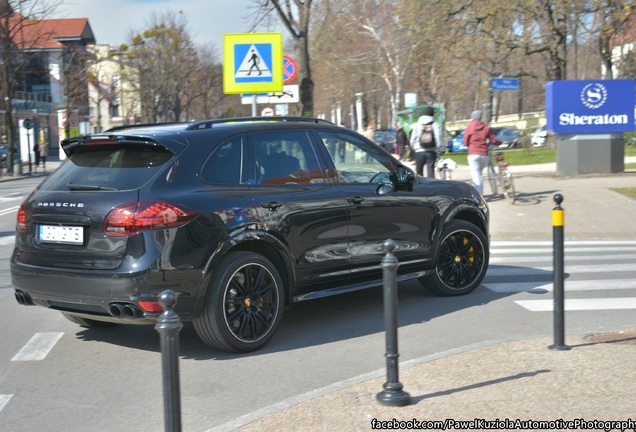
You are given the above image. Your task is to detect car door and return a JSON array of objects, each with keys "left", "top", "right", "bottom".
[
  {"left": 315, "top": 130, "right": 436, "bottom": 286},
  {"left": 247, "top": 128, "right": 351, "bottom": 295}
]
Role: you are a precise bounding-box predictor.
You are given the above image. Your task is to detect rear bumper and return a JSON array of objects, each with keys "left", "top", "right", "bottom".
[{"left": 11, "top": 259, "right": 204, "bottom": 320}]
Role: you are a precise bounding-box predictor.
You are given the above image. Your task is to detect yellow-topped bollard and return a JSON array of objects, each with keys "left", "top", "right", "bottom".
[
  {"left": 552, "top": 194, "right": 564, "bottom": 227},
  {"left": 549, "top": 194, "right": 570, "bottom": 351}
]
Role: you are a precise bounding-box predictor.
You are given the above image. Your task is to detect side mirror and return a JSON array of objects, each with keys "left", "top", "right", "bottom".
[
  {"left": 376, "top": 182, "right": 395, "bottom": 195},
  {"left": 396, "top": 165, "right": 414, "bottom": 183}
]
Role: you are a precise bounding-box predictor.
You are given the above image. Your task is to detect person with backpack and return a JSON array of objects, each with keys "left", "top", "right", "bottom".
[
  {"left": 463, "top": 110, "right": 502, "bottom": 194},
  {"left": 409, "top": 106, "right": 441, "bottom": 178}
]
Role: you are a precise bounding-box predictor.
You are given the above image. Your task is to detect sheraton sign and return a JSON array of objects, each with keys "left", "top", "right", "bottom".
[{"left": 546, "top": 79, "right": 635, "bottom": 134}]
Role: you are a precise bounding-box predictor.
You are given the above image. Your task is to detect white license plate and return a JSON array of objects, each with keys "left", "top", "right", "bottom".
[{"left": 38, "top": 225, "right": 84, "bottom": 245}]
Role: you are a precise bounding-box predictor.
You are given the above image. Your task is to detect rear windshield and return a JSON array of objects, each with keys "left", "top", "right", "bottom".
[{"left": 39, "top": 144, "right": 173, "bottom": 192}]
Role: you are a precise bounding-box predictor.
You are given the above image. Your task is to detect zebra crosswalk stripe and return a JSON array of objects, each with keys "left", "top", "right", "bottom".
[
  {"left": 484, "top": 240, "right": 636, "bottom": 311},
  {"left": 515, "top": 297, "right": 636, "bottom": 312}
]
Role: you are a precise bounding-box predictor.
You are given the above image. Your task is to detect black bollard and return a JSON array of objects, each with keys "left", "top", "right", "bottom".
[
  {"left": 376, "top": 239, "right": 411, "bottom": 407},
  {"left": 549, "top": 195, "right": 570, "bottom": 351},
  {"left": 155, "top": 290, "right": 184, "bottom": 431}
]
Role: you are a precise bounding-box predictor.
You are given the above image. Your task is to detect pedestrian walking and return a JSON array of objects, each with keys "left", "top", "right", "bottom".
[
  {"left": 463, "top": 110, "right": 501, "bottom": 194},
  {"left": 395, "top": 124, "right": 408, "bottom": 160},
  {"left": 38, "top": 142, "right": 49, "bottom": 172},
  {"left": 409, "top": 106, "right": 442, "bottom": 179},
  {"left": 33, "top": 142, "right": 41, "bottom": 170}
]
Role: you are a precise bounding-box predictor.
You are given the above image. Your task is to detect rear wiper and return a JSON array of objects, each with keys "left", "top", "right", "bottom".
[{"left": 66, "top": 183, "right": 119, "bottom": 191}]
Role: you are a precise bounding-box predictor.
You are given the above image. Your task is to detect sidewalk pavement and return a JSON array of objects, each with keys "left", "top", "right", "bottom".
[
  {"left": 232, "top": 331, "right": 636, "bottom": 431},
  {"left": 229, "top": 158, "right": 636, "bottom": 432},
  {"left": 6, "top": 156, "right": 636, "bottom": 432},
  {"left": 415, "top": 156, "right": 636, "bottom": 240}
]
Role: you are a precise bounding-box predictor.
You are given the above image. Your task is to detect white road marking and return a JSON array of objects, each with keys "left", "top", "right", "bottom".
[
  {"left": 11, "top": 332, "right": 64, "bottom": 361},
  {"left": 486, "top": 263, "right": 635, "bottom": 277},
  {"left": 0, "top": 205, "right": 19, "bottom": 216},
  {"left": 490, "top": 253, "right": 636, "bottom": 264},
  {"left": 491, "top": 246, "right": 636, "bottom": 255},
  {"left": 491, "top": 240, "right": 636, "bottom": 247},
  {"left": 0, "top": 235, "right": 15, "bottom": 246},
  {"left": 0, "top": 394, "right": 12, "bottom": 414},
  {"left": 514, "top": 297, "right": 636, "bottom": 312},
  {"left": 484, "top": 279, "right": 636, "bottom": 293}
]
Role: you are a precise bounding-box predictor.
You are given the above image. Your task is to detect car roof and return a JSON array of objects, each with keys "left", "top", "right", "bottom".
[
  {"left": 61, "top": 117, "right": 340, "bottom": 157},
  {"left": 103, "top": 116, "right": 335, "bottom": 134}
]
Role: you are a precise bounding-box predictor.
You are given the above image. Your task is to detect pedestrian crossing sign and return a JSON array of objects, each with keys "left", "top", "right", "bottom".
[{"left": 223, "top": 33, "right": 283, "bottom": 94}]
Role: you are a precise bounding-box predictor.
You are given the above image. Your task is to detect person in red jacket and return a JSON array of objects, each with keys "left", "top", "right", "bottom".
[{"left": 463, "top": 110, "right": 501, "bottom": 194}]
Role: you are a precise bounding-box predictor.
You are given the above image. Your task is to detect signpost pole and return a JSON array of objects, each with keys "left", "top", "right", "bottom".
[{"left": 488, "top": 81, "right": 494, "bottom": 125}]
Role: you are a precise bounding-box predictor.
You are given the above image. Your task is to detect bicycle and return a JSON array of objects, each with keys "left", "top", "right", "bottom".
[{"left": 487, "top": 150, "right": 516, "bottom": 203}]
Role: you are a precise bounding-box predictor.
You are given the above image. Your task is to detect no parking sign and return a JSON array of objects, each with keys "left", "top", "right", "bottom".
[{"left": 283, "top": 55, "right": 297, "bottom": 84}]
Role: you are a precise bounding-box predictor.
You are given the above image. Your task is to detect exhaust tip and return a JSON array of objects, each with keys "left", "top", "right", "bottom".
[
  {"left": 123, "top": 304, "right": 143, "bottom": 319},
  {"left": 110, "top": 303, "right": 143, "bottom": 319},
  {"left": 109, "top": 303, "right": 125, "bottom": 317},
  {"left": 15, "top": 290, "right": 34, "bottom": 306}
]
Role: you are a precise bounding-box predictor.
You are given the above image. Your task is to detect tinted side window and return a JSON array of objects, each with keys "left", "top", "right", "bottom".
[
  {"left": 253, "top": 130, "right": 325, "bottom": 184},
  {"left": 317, "top": 131, "right": 394, "bottom": 184},
  {"left": 201, "top": 137, "right": 243, "bottom": 184}
]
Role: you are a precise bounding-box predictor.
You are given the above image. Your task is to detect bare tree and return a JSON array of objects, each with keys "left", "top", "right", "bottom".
[
  {"left": 59, "top": 41, "right": 91, "bottom": 137},
  {"left": 595, "top": 0, "right": 634, "bottom": 78},
  {"left": 338, "top": 0, "right": 423, "bottom": 126},
  {"left": 253, "top": 0, "right": 314, "bottom": 116},
  {"left": 124, "top": 11, "right": 199, "bottom": 122}
]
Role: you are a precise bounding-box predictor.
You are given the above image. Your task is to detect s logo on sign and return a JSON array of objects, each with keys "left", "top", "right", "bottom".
[{"left": 580, "top": 83, "right": 607, "bottom": 109}]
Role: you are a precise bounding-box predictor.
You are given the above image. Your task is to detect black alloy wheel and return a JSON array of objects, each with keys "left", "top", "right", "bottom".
[
  {"left": 420, "top": 220, "right": 489, "bottom": 296},
  {"left": 194, "top": 252, "right": 284, "bottom": 352}
]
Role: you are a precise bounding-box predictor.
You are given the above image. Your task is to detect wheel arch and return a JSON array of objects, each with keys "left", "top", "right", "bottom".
[
  {"left": 451, "top": 206, "right": 488, "bottom": 238},
  {"left": 434, "top": 202, "right": 489, "bottom": 246},
  {"left": 231, "top": 238, "right": 293, "bottom": 306},
  {"left": 201, "top": 233, "right": 295, "bottom": 310}
]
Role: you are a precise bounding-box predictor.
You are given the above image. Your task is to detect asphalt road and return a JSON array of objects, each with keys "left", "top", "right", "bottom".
[{"left": 1, "top": 175, "right": 635, "bottom": 431}]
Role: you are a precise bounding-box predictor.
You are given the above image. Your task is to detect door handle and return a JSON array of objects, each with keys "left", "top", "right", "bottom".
[
  {"left": 347, "top": 196, "right": 364, "bottom": 205},
  {"left": 261, "top": 201, "right": 283, "bottom": 211}
]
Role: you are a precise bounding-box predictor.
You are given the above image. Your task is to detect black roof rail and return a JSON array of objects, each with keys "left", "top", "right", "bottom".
[
  {"left": 104, "top": 122, "right": 188, "bottom": 133},
  {"left": 186, "top": 116, "right": 334, "bottom": 130}
]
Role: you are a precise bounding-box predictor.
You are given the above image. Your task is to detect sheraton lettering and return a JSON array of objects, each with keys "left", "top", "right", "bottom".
[{"left": 559, "top": 113, "right": 628, "bottom": 126}]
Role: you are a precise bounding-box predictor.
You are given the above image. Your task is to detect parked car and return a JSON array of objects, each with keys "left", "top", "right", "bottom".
[
  {"left": 495, "top": 127, "right": 521, "bottom": 149},
  {"left": 0, "top": 144, "right": 15, "bottom": 163},
  {"left": 532, "top": 125, "right": 547, "bottom": 147},
  {"left": 11, "top": 117, "right": 490, "bottom": 353},
  {"left": 449, "top": 129, "right": 467, "bottom": 152},
  {"left": 0, "top": 144, "right": 9, "bottom": 164},
  {"left": 374, "top": 128, "right": 397, "bottom": 153}
]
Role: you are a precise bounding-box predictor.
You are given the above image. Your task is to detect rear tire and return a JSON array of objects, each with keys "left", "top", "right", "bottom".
[
  {"left": 420, "top": 220, "right": 489, "bottom": 296},
  {"left": 194, "top": 252, "right": 284, "bottom": 352}
]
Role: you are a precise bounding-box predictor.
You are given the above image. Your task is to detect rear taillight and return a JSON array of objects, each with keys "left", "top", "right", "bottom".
[
  {"left": 104, "top": 201, "right": 198, "bottom": 237},
  {"left": 17, "top": 204, "right": 27, "bottom": 232}
]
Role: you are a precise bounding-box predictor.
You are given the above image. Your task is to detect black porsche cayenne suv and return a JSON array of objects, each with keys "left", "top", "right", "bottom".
[{"left": 12, "top": 117, "right": 490, "bottom": 353}]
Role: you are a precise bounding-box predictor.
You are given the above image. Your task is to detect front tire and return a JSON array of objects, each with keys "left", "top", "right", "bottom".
[
  {"left": 420, "top": 220, "right": 489, "bottom": 296},
  {"left": 194, "top": 252, "right": 284, "bottom": 352}
]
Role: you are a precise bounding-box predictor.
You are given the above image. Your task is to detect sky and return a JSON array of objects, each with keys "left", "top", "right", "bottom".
[{"left": 52, "top": 0, "right": 271, "bottom": 54}]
